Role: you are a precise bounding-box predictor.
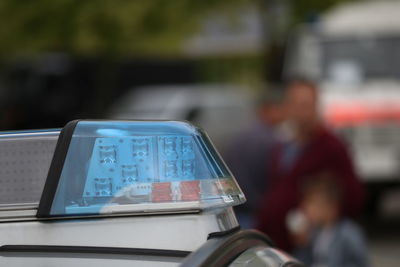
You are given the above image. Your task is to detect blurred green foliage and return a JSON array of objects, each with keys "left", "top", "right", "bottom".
[{"left": 0, "top": 0, "right": 252, "bottom": 58}]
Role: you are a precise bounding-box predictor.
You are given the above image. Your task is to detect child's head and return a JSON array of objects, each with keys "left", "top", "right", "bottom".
[{"left": 300, "top": 172, "right": 342, "bottom": 227}]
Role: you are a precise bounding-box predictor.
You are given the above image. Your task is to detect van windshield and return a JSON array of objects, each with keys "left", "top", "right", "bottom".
[{"left": 321, "top": 36, "right": 400, "bottom": 83}]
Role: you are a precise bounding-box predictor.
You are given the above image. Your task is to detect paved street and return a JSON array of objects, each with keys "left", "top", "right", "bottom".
[
  {"left": 370, "top": 237, "right": 400, "bottom": 267},
  {"left": 367, "top": 188, "right": 400, "bottom": 267}
]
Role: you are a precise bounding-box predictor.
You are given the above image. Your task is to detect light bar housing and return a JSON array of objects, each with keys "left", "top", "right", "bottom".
[
  {"left": 0, "top": 129, "right": 59, "bottom": 208},
  {"left": 37, "top": 120, "right": 245, "bottom": 218}
]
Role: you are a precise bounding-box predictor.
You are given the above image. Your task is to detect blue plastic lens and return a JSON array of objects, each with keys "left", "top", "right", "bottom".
[
  {"left": 84, "top": 135, "right": 206, "bottom": 196},
  {"left": 48, "top": 121, "right": 245, "bottom": 217}
]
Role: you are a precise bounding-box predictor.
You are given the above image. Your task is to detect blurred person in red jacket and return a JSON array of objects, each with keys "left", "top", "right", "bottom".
[{"left": 256, "top": 79, "right": 365, "bottom": 251}]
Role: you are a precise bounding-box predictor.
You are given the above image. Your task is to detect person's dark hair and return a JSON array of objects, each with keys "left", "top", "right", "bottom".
[
  {"left": 284, "top": 77, "right": 317, "bottom": 89},
  {"left": 285, "top": 78, "right": 319, "bottom": 98},
  {"left": 300, "top": 171, "right": 343, "bottom": 203},
  {"left": 257, "top": 84, "right": 285, "bottom": 108}
]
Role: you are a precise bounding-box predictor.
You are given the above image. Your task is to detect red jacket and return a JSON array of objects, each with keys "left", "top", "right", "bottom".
[{"left": 256, "top": 126, "right": 365, "bottom": 251}]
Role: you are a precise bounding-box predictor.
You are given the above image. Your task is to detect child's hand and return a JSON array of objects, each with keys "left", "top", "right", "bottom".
[{"left": 286, "top": 209, "right": 310, "bottom": 246}]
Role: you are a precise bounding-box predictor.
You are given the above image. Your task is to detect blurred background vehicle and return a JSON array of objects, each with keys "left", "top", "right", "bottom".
[{"left": 107, "top": 84, "right": 255, "bottom": 153}]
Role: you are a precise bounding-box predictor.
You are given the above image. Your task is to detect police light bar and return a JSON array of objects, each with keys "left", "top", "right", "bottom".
[{"left": 37, "top": 120, "right": 245, "bottom": 218}]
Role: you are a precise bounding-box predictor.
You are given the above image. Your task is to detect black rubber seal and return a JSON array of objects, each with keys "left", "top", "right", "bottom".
[
  {"left": 36, "top": 120, "right": 80, "bottom": 218},
  {"left": 0, "top": 245, "right": 190, "bottom": 258},
  {"left": 207, "top": 225, "right": 241, "bottom": 240}
]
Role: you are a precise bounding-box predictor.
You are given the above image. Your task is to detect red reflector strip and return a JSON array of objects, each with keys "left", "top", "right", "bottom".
[
  {"left": 151, "top": 182, "right": 172, "bottom": 202},
  {"left": 180, "top": 180, "right": 200, "bottom": 201}
]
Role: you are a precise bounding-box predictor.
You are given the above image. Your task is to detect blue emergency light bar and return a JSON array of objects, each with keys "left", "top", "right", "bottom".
[{"left": 37, "top": 120, "right": 245, "bottom": 218}]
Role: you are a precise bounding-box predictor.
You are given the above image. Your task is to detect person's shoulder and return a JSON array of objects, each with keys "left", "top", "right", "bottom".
[
  {"left": 318, "top": 126, "right": 342, "bottom": 142},
  {"left": 316, "top": 126, "right": 348, "bottom": 151},
  {"left": 335, "top": 219, "right": 368, "bottom": 266},
  {"left": 339, "top": 219, "right": 363, "bottom": 232},
  {"left": 239, "top": 121, "right": 274, "bottom": 139},
  {"left": 337, "top": 219, "right": 365, "bottom": 243}
]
